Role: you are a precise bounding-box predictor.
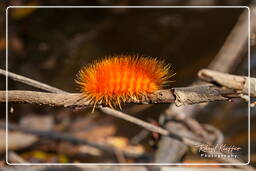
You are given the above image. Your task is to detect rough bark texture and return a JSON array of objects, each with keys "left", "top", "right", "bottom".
[
  {"left": 173, "top": 85, "right": 229, "bottom": 106},
  {"left": 0, "top": 85, "right": 239, "bottom": 108},
  {"left": 198, "top": 69, "right": 256, "bottom": 97}
]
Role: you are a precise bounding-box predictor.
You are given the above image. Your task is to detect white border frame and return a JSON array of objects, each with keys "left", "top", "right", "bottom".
[{"left": 5, "top": 6, "right": 251, "bottom": 166}]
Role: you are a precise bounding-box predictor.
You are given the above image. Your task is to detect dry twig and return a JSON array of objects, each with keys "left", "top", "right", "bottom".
[
  {"left": 198, "top": 69, "right": 256, "bottom": 97},
  {"left": 0, "top": 85, "right": 241, "bottom": 107},
  {"left": 0, "top": 69, "right": 66, "bottom": 94}
]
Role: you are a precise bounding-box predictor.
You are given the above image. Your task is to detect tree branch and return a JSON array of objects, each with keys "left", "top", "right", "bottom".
[
  {"left": 198, "top": 69, "right": 256, "bottom": 97},
  {"left": 0, "top": 84, "right": 241, "bottom": 108}
]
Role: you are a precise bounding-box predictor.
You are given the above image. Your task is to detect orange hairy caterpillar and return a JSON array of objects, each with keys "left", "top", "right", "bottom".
[{"left": 75, "top": 55, "right": 173, "bottom": 112}]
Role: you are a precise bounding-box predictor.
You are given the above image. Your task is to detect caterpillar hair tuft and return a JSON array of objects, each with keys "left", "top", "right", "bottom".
[{"left": 76, "top": 55, "right": 174, "bottom": 112}]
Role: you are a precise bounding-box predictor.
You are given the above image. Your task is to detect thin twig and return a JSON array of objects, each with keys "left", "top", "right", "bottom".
[
  {"left": 0, "top": 68, "right": 66, "bottom": 93},
  {"left": 198, "top": 69, "right": 256, "bottom": 97},
  {"left": 98, "top": 106, "right": 203, "bottom": 147}
]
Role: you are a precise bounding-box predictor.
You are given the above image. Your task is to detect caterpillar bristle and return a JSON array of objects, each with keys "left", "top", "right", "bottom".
[{"left": 76, "top": 55, "right": 174, "bottom": 112}]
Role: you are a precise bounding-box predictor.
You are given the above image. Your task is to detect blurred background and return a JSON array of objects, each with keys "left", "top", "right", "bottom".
[{"left": 0, "top": 0, "right": 255, "bottom": 170}]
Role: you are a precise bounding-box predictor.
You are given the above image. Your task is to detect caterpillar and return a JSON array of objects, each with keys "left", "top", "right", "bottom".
[{"left": 76, "top": 55, "right": 173, "bottom": 112}]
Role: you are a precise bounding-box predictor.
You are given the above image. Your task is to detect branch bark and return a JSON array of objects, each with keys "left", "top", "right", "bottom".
[
  {"left": 0, "top": 85, "right": 241, "bottom": 107},
  {"left": 198, "top": 69, "right": 256, "bottom": 97},
  {"left": 0, "top": 69, "right": 66, "bottom": 94}
]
